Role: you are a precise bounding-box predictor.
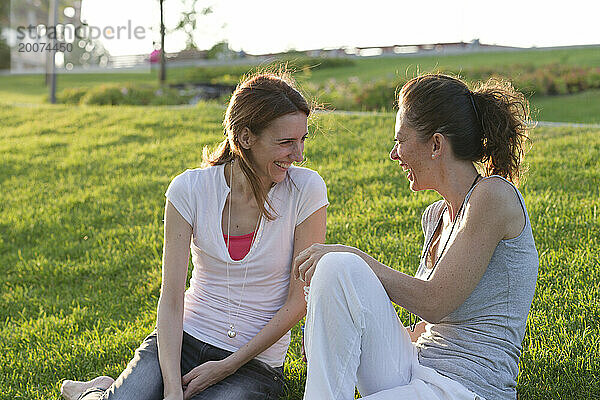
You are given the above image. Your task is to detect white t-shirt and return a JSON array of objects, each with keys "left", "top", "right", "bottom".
[{"left": 165, "top": 164, "right": 329, "bottom": 367}]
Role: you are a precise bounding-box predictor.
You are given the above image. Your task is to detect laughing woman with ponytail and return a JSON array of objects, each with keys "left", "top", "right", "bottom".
[{"left": 295, "top": 74, "right": 538, "bottom": 400}]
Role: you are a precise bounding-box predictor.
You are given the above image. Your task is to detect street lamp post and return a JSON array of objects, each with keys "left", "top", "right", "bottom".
[
  {"left": 159, "top": 0, "right": 166, "bottom": 83},
  {"left": 48, "top": 0, "right": 58, "bottom": 103}
]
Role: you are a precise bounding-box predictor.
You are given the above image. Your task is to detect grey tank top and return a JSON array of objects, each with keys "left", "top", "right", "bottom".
[{"left": 415, "top": 176, "right": 538, "bottom": 400}]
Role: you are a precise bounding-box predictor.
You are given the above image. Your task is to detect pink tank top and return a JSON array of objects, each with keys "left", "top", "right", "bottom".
[{"left": 223, "top": 232, "right": 255, "bottom": 261}]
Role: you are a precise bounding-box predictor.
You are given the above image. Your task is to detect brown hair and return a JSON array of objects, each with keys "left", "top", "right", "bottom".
[
  {"left": 399, "top": 73, "right": 531, "bottom": 185},
  {"left": 202, "top": 71, "right": 310, "bottom": 219}
]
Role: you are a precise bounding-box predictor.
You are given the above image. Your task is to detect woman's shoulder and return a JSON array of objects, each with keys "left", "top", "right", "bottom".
[
  {"left": 467, "top": 175, "right": 526, "bottom": 236},
  {"left": 468, "top": 176, "right": 521, "bottom": 211},
  {"left": 287, "top": 165, "right": 326, "bottom": 186},
  {"left": 167, "top": 165, "right": 224, "bottom": 197},
  {"left": 171, "top": 165, "right": 223, "bottom": 183}
]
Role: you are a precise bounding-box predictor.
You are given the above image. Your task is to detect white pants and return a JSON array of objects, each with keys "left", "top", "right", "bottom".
[{"left": 303, "top": 252, "right": 481, "bottom": 400}]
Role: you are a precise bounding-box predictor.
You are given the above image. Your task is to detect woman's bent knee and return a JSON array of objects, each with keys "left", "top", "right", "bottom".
[
  {"left": 312, "top": 252, "right": 372, "bottom": 287},
  {"left": 308, "top": 252, "right": 375, "bottom": 306}
]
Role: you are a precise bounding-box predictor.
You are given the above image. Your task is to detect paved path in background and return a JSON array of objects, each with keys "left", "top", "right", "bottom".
[{"left": 534, "top": 121, "right": 600, "bottom": 129}]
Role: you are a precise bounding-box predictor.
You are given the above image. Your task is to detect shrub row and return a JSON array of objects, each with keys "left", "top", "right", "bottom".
[
  {"left": 450, "top": 63, "right": 600, "bottom": 96},
  {"left": 305, "top": 63, "right": 600, "bottom": 111},
  {"left": 56, "top": 84, "right": 193, "bottom": 106},
  {"left": 54, "top": 62, "right": 600, "bottom": 110},
  {"left": 182, "top": 56, "right": 355, "bottom": 85}
]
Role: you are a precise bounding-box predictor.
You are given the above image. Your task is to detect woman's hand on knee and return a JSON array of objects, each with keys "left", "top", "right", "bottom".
[
  {"left": 293, "top": 243, "right": 347, "bottom": 286},
  {"left": 181, "top": 359, "right": 236, "bottom": 399}
]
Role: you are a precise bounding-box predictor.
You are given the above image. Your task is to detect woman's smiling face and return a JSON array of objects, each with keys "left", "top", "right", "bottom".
[
  {"left": 389, "top": 109, "right": 434, "bottom": 191},
  {"left": 248, "top": 111, "right": 308, "bottom": 187}
]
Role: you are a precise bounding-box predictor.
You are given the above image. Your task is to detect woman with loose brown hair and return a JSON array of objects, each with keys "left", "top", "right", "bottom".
[
  {"left": 295, "top": 73, "right": 538, "bottom": 400},
  {"left": 61, "top": 72, "right": 328, "bottom": 400}
]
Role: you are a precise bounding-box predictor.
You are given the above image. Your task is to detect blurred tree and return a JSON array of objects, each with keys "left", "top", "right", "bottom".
[
  {"left": 157, "top": 0, "right": 215, "bottom": 83},
  {"left": 173, "top": 0, "right": 212, "bottom": 51}
]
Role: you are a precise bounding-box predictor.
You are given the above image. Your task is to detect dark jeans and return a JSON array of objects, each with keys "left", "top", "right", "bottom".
[{"left": 79, "top": 331, "right": 286, "bottom": 400}]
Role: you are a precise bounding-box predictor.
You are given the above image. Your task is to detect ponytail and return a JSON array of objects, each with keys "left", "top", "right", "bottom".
[
  {"left": 202, "top": 134, "right": 234, "bottom": 167},
  {"left": 471, "top": 78, "right": 531, "bottom": 185}
]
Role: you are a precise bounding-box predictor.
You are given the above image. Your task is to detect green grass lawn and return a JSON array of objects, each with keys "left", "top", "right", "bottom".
[
  {"left": 1, "top": 102, "right": 599, "bottom": 399},
  {"left": 531, "top": 90, "right": 600, "bottom": 124}
]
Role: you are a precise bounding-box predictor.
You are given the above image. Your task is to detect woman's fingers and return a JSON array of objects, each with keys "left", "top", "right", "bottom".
[
  {"left": 181, "top": 368, "right": 196, "bottom": 386},
  {"left": 297, "top": 255, "right": 318, "bottom": 282},
  {"left": 293, "top": 245, "right": 314, "bottom": 279},
  {"left": 182, "top": 360, "right": 233, "bottom": 399},
  {"left": 304, "top": 264, "right": 317, "bottom": 286},
  {"left": 295, "top": 243, "right": 339, "bottom": 283},
  {"left": 183, "top": 385, "right": 192, "bottom": 400},
  {"left": 183, "top": 382, "right": 197, "bottom": 400},
  {"left": 183, "top": 376, "right": 208, "bottom": 400},
  {"left": 298, "top": 254, "right": 325, "bottom": 284}
]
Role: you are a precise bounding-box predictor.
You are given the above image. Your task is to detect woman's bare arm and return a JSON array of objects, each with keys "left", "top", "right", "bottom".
[
  {"left": 157, "top": 200, "right": 192, "bottom": 399},
  {"left": 296, "top": 179, "right": 521, "bottom": 323}
]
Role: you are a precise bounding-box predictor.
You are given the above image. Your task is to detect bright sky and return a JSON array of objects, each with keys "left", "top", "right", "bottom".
[{"left": 80, "top": 0, "right": 600, "bottom": 56}]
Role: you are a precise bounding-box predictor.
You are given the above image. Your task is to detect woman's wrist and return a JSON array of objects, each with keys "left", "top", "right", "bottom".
[
  {"left": 158, "top": 352, "right": 184, "bottom": 396},
  {"left": 221, "top": 353, "right": 243, "bottom": 374},
  {"left": 164, "top": 385, "right": 183, "bottom": 399},
  {"left": 338, "top": 244, "right": 358, "bottom": 254},
  {"left": 163, "top": 374, "right": 184, "bottom": 396}
]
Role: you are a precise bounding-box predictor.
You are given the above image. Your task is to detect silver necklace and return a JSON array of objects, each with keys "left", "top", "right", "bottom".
[
  {"left": 225, "top": 160, "right": 261, "bottom": 339},
  {"left": 409, "top": 173, "right": 480, "bottom": 331}
]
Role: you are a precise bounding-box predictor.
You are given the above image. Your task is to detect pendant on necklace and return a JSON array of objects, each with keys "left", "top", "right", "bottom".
[{"left": 227, "top": 324, "right": 236, "bottom": 338}]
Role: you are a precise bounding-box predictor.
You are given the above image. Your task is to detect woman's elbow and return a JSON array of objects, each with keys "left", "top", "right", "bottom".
[
  {"left": 282, "top": 298, "right": 307, "bottom": 322},
  {"left": 158, "top": 289, "right": 184, "bottom": 311},
  {"left": 418, "top": 304, "right": 441, "bottom": 324},
  {"left": 421, "top": 311, "right": 443, "bottom": 324},
  {"left": 417, "top": 290, "right": 451, "bottom": 324}
]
